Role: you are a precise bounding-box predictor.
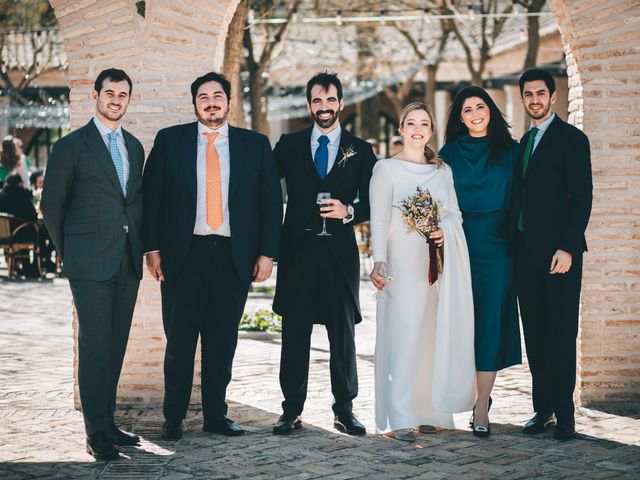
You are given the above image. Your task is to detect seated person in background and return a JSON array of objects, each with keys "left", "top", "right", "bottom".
[
  {"left": 0, "top": 173, "right": 38, "bottom": 228},
  {"left": 0, "top": 173, "right": 55, "bottom": 274}
]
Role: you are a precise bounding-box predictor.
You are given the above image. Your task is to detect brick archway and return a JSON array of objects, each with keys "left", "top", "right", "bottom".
[{"left": 49, "top": 0, "right": 639, "bottom": 405}]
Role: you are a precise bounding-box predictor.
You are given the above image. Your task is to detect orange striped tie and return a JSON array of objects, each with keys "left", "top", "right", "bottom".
[{"left": 203, "top": 132, "right": 223, "bottom": 230}]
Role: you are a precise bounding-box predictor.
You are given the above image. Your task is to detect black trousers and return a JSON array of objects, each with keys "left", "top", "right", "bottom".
[
  {"left": 161, "top": 235, "right": 249, "bottom": 423},
  {"left": 514, "top": 233, "right": 583, "bottom": 421},
  {"left": 279, "top": 235, "right": 358, "bottom": 417},
  {"left": 69, "top": 243, "right": 139, "bottom": 436}
]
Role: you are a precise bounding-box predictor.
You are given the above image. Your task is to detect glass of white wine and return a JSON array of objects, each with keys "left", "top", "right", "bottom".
[{"left": 317, "top": 192, "right": 332, "bottom": 237}]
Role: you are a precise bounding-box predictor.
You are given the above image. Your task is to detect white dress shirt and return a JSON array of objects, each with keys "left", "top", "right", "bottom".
[
  {"left": 310, "top": 123, "right": 341, "bottom": 173},
  {"left": 194, "top": 122, "right": 231, "bottom": 237},
  {"left": 93, "top": 116, "right": 130, "bottom": 195}
]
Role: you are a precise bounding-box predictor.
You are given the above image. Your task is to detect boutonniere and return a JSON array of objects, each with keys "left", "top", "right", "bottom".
[{"left": 337, "top": 145, "right": 357, "bottom": 168}]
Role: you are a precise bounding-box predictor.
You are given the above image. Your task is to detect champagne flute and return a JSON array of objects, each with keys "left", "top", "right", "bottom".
[
  {"left": 317, "top": 192, "right": 332, "bottom": 237},
  {"left": 373, "top": 261, "right": 395, "bottom": 301}
]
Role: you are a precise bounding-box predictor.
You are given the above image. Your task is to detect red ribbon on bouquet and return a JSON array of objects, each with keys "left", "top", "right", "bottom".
[{"left": 427, "top": 238, "right": 444, "bottom": 285}]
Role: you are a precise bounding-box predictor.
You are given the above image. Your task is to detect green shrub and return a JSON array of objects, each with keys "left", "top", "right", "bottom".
[{"left": 238, "top": 309, "right": 282, "bottom": 332}]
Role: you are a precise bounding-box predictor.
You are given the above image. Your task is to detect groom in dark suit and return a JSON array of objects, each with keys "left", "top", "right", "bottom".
[
  {"left": 272, "top": 72, "right": 376, "bottom": 436},
  {"left": 143, "top": 72, "right": 282, "bottom": 440},
  {"left": 510, "top": 69, "right": 592, "bottom": 440},
  {"left": 42, "top": 68, "right": 144, "bottom": 460}
]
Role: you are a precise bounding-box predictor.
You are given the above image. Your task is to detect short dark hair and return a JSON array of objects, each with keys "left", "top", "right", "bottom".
[
  {"left": 306, "top": 71, "right": 343, "bottom": 103},
  {"left": 4, "top": 173, "right": 23, "bottom": 189},
  {"left": 190, "top": 72, "right": 231, "bottom": 106},
  {"left": 94, "top": 68, "right": 133, "bottom": 95},
  {"left": 30, "top": 169, "right": 44, "bottom": 186},
  {"left": 519, "top": 69, "right": 556, "bottom": 96}
]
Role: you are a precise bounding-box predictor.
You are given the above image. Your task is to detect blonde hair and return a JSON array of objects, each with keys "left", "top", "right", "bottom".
[{"left": 398, "top": 102, "right": 441, "bottom": 167}]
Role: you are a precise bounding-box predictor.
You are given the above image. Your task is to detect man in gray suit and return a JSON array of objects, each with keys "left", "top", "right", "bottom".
[{"left": 42, "top": 68, "right": 144, "bottom": 461}]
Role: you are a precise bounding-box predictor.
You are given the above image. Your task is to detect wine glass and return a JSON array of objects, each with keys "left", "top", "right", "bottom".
[
  {"left": 373, "top": 262, "right": 395, "bottom": 301},
  {"left": 317, "top": 192, "right": 332, "bottom": 237}
]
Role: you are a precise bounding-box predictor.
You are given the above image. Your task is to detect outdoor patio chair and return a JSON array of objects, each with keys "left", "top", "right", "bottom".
[{"left": 0, "top": 212, "right": 42, "bottom": 278}]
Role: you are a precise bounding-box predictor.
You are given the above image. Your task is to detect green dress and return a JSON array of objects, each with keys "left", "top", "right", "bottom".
[{"left": 440, "top": 135, "right": 521, "bottom": 371}]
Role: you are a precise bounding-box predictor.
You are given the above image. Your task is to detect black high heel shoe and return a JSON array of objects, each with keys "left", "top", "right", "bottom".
[
  {"left": 471, "top": 396, "right": 493, "bottom": 438},
  {"left": 469, "top": 396, "right": 493, "bottom": 429}
]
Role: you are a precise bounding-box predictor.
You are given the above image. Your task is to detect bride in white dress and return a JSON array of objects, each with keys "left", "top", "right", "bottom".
[{"left": 370, "top": 103, "right": 476, "bottom": 442}]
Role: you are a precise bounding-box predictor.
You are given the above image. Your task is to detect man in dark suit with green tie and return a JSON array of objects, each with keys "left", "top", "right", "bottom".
[
  {"left": 510, "top": 69, "right": 593, "bottom": 441},
  {"left": 42, "top": 69, "right": 144, "bottom": 460}
]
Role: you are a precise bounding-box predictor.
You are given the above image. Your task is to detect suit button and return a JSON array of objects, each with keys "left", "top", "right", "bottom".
[{"left": 123, "top": 225, "right": 129, "bottom": 233}]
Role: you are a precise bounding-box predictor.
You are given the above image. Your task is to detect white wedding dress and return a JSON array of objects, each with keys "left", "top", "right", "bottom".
[{"left": 370, "top": 158, "right": 476, "bottom": 433}]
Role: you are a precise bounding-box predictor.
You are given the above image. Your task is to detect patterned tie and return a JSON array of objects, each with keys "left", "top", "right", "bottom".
[
  {"left": 517, "top": 127, "right": 539, "bottom": 232},
  {"left": 203, "top": 132, "right": 223, "bottom": 230},
  {"left": 314, "top": 135, "right": 329, "bottom": 180},
  {"left": 107, "top": 131, "right": 126, "bottom": 195}
]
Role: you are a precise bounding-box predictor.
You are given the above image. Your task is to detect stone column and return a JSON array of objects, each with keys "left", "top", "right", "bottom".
[{"left": 434, "top": 90, "right": 451, "bottom": 150}]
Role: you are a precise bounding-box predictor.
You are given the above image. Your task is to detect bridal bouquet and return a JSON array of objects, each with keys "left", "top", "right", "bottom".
[{"left": 396, "top": 186, "right": 444, "bottom": 285}]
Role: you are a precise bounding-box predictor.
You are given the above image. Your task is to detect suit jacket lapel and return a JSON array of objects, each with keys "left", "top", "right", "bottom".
[
  {"left": 228, "top": 125, "right": 243, "bottom": 204},
  {"left": 303, "top": 126, "right": 321, "bottom": 188},
  {"left": 321, "top": 127, "right": 352, "bottom": 188},
  {"left": 82, "top": 120, "right": 123, "bottom": 197},
  {"left": 122, "top": 129, "right": 140, "bottom": 193},
  {"left": 183, "top": 122, "right": 198, "bottom": 205},
  {"left": 526, "top": 115, "right": 562, "bottom": 178}
]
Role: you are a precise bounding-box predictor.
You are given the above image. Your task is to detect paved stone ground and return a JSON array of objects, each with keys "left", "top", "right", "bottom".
[{"left": 0, "top": 273, "right": 639, "bottom": 479}]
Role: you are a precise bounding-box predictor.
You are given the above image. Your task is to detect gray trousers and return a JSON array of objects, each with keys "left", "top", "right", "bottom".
[{"left": 69, "top": 244, "right": 140, "bottom": 435}]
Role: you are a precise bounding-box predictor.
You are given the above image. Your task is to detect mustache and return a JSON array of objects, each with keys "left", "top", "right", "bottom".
[
  {"left": 204, "top": 106, "right": 221, "bottom": 112},
  {"left": 315, "top": 110, "right": 337, "bottom": 116}
]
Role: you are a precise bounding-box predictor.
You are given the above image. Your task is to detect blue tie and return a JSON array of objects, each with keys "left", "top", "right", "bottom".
[
  {"left": 314, "top": 135, "right": 329, "bottom": 180},
  {"left": 108, "top": 131, "right": 126, "bottom": 195}
]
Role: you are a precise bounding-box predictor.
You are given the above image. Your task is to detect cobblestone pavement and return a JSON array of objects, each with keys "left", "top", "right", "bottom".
[{"left": 0, "top": 275, "right": 639, "bottom": 479}]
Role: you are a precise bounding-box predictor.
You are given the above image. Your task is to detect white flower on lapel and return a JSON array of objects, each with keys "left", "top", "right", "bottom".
[{"left": 337, "top": 145, "right": 357, "bottom": 168}]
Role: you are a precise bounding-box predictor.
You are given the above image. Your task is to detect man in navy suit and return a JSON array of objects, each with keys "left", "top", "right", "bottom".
[
  {"left": 510, "top": 69, "right": 592, "bottom": 440},
  {"left": 143, "top": 72, "right": 282, "bottom": 440}
]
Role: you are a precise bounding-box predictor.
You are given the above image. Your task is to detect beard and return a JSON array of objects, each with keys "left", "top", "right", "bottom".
[
  {"left": 197, "top": 105, "right": 228, "bottom": 127},
  {"left": 312, "top": 109, "right": 340, "bottom": 129},
  {"left": 525, "top": 100, "right": 551, "bottom": 120}
]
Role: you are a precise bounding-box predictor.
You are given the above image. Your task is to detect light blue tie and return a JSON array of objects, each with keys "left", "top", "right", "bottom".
[{"left": 108, "top": 131, "right": 126, "bottom": 195}]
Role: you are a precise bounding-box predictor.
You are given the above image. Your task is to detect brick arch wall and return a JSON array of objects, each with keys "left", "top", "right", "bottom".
[
  {"left": 548, "top": 0, "right": 640, "bottom": 404},
  {"left": 49, "top": 0, "right": 639, "bottom": 406}
]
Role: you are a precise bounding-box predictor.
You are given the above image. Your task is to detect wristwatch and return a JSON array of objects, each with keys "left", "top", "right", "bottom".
[{"left": 343, "top": 204, "right": 355, "bottom": 223}]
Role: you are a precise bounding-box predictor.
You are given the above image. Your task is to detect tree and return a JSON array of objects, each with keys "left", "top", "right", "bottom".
[
  {"left": 514, "top": 0, "right": 547, "bottom": 70},
  {"left": 223, "top": 0, "right": 249, "bottom": 127},
  {"left": 242, "top": 0, "right": 302, "bottom": 135},
  {"left": 0, "top": 0, "right": 59, "bottom": 96},
  {"left": 441, "top": 0, "right": 513, "bottom": 85}
]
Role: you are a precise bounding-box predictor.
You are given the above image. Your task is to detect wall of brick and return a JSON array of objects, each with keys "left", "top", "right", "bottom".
[
  {"left": 549, "top": 0, "right": 640, "bottom": 404},
  {"left": 50, "top": 0, "right": 639, "bottom": 407},
  {"left": 49, "top": 0, "right": 241, "bottom": 406}
]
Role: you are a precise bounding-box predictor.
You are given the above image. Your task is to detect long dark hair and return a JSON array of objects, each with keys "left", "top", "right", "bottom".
[
  {"left": 1, "top": 136, "right": 19, "bottom": 171},
  {"left": 444, "top": 86, "right": 514, "bottom": 163}
]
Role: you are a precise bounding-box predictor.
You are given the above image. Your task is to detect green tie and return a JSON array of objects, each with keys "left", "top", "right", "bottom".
[{"left": 517, "top": 127, "right": 539, "bottom": 232}]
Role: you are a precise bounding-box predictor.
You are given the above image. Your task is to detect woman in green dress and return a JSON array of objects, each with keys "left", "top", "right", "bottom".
[{"left": 439, "top": 86, "right": 521, "bottom": 437}]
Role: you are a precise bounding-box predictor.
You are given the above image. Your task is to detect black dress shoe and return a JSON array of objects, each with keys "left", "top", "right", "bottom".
[
  {"left": 86, "top": 432, "right": 120, "bottom": 461},
  {"left": 161, "top": 419, "right": 183, "bottom": 440},
  {"left": 553, "top": 419, "right": 577, "bottom": 440},
  {"left": 334, "top": 413, "right": 366, "bottom": 436},
  {"left": 522, "top": 412, "right": 556, "bottom": 435},
  {"left": 273, "top": 413, "right": 302, "bottom": 435},
  {"left": 203, "top": 416, "right": 245, "bottom": 436},
  {"left": 107, "top": 425, "right": 140, "bottom": 446}
]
